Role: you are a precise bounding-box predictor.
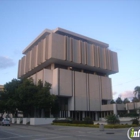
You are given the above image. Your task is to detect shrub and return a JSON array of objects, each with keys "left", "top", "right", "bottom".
[
  {"left": 83, "top": 117, "right": 93, "bottom": 124},
  {"left": 131, "top": 118, "right": 139, "bottom": 125},
  {"left": 20, "top": 120, "right": 23, "bottom": 124},
  {"left": 105, "top": 114, "right": 120, "bottom": 124},
  {"left": 26, "top": 121, "right": 30, "bottom": 125},
  {"left": 53, "top": 119, "right": 72, "bottom": 123}
]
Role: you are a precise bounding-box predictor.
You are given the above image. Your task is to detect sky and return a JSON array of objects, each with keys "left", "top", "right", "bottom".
[{"left": 0, "top": 0, "right": 140, "bottom": 100}]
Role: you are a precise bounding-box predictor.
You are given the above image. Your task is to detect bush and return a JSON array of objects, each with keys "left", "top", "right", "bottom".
[
  {"left": 53, "top": 119, "right": 72, "bottom": 123},
  {"left": 52, "top": 123, "right": 138, "bottom": 128},
  {"left": 26, "top": 121, "right": 30, "bottom": 125},
  {"left": 53, "top": 117, "right": 93, "bottom": 124},
  {"left": 105, "top": 114, "right": 120, "bottom": 124},
  {"left": 83, "top": 117, "right": 93, "bottom": 124},
  {"left": 131, "top": 118, "right": 139, "bottom": 125}
]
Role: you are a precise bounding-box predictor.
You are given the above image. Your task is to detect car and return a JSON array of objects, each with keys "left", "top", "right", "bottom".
[{"left": 1, "top": 118, "right": 10, "bottom": 126}]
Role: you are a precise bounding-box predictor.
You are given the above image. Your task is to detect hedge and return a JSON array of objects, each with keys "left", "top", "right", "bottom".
[
  {"left": 53, "top": 120, "right": 93, "bottom": 124},
  {"left": 52, "top": 123, "right": 138, "bottom": 128}
]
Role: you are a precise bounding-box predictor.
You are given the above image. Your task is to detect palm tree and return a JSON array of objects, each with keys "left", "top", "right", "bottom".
[{"left": 134, "top": 86, "right": 140, "bottom": 100}]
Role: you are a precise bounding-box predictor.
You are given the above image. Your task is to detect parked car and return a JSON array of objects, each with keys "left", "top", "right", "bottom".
[{"left": 1, "top": 118, "right": 10, "bottom": 126}]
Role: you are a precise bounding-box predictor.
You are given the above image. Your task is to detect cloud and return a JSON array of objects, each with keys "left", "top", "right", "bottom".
[
  {"left": 0, "top": 56, "right": 15, "bottom": 69},
  {"left": 119, "top": 91, "right": 134, "bottom": 100},
  {"left": 113, "top": 92, "right": 117, "bottom": 95}
]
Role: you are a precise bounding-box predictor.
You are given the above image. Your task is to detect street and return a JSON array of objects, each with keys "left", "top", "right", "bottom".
[{"left": 0, "top": 124, "right": 130, "bottom": 140}]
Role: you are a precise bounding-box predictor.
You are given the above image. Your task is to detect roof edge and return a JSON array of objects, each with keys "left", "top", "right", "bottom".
[
  {"left": 53, "top": 27, "right": 109, "bottom": 48},
  {"left": 22, "top": 29, "right": 52, "bottom": 54}
]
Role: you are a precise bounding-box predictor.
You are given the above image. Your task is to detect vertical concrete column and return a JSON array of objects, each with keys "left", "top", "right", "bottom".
[
  {"left": 41, "top": 109, "right": 44, "bottom": 118},
  {"left": 71, "top": 111, "right": 73, "bottom": 118},
  {"left": 95, "top": 112, "right": 98, "bottom": 121},
  {"left": 104, "top": 112, "right": 106, "bottom": 117},
  {"left": 68, "top": 111, "right": 70, "bottom": 117},
  {"left": 82, "top": 112, "right": 85, "bottom": 120},
  {"left": 126, "top": 103, "right": 130, "bottom": 113},
  {"left": 51, "top": 63, "right": 55, "bottom": 70},
  {"left": 107, "top": 111, "right": 109, "bottom": 116},
  {"left": 59, "top": 111, "right": 61, "bottom": 118},
  {"left": 113, "top": 104, "right": 117, "bottom": 115}
]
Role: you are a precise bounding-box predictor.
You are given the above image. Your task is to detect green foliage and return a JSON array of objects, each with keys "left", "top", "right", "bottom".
[
  {"left": 0, "top": 79, "right": 21, "bottom": 114},
  {"left": 53, "top": 117, "right": 93, "bottom": 124},
  {"left": 131, "top": 118, "right": 139, "bottom": 125},
  {"left": 123, "top": 98, "right": 130, "bottom": 104},
  {"left": 132, "top": 97, "right": 139, "bottom": 102},
  {"left": 20, "top": 120, "right": 23, "bottom": 124},
  {"left": 52, "top": 123, "right": 138, "bottom": 128},
  {"left": 119, "top": 112, "right": 139, "bottom": 117},
  {"left": 116, "top": 97, "right": 123, "bottom": 104},
  {"left": 83, "top": 117, "right": 93, "bottom": 124},
  {"left": 26, "top": 121, "right": 30, "bottom": 125},
  {"left": 0, "top": 78, "right": 59, "bottom": 118},
  {"left": 134, "top": 86, "right": 140, "bottom": 100},
  {"left": 110, "top": 99, "right": 115, "bottom": 104},
  {"left": 105, "top": 114, "right": 120, "bottom": 124}
]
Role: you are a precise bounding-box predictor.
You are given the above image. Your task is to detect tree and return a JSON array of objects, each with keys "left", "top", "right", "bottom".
[
  {"left": 3, "top": 79, "right": 21, "bottom": 115},
  {"left": 36, "top": 81, "right": 56, "bottom": 117},
  {"left": 116, "top": 97, "right": 123, "bottom": 104},
  {"left": 132, "top": 97, "right": 139, "bottom": 102},
  {"left": 134, "top": 86, "right": 140, "bottom": 100},
  {"left": 16, "top": 78, "right": 38, "bottom": 117},
  {"left": 123, "top": 98, "right": 130, "bottom": 104},
  {"left": 110, "top": 99, "right": 115, "bottom": 104},
  {"left": 0, "top": 78, "right": 58, "bottom": 118},
  {"left": 105, "top": 114, "right": 120, "bottom": 124}
]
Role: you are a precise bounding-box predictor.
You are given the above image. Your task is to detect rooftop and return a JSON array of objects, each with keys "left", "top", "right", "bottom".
[{"left": 22, "top": 27, "right": 109, "bottom": 54}]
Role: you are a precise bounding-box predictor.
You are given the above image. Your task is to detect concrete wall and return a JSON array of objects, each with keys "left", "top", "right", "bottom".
[
  {"left": 26, "top": 67, "right": 113, "bottom": 112},
  {"left": 117, "top": 104, "right": 125, "bottom": 110},
  {"left": 18, "top": 32, "right": 119, "bottom": 79},
  {"left": 101, "top": 76, "right": 112, "bottom": 100},
  {"left": 52, "top": 68, "right": 58, "bottom": 95},
  {"left": 101, "top": 104, "right": 114, "bottom": 111},
  {"left": 30, "top": 118, "right": 55, "bottom": 125},
  {"left": 89, "top": 74, "right": 101, "bottom": 111},
  {"left": 74, "top": 72, "right": 88, "bottom": 111},
  {"left": 23, "top": 118, "right": 30, "bottom": 125},
  {"left": 59, "top": 69, "right": 72, "bottom": 96}
]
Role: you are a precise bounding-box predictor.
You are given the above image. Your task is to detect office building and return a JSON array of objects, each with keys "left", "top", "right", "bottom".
[{"left": 18, "top": 27, "right": 119, "bottom": 120}]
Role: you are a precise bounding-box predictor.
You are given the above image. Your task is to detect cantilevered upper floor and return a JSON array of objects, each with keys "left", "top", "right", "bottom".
[{"left": 18, "top": 27, "right": 119, "bottom": 79}]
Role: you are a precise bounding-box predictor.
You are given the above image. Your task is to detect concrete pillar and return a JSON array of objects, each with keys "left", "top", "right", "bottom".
[
  {"left": 107, "top": 111, "right": 109, "bottom": 116},
  {"left": 113, "top": 104, "right": 117, "bottom": 115},
  {"left": 51, "top": 63, "right": 55, "bottom": 70},
  {"left": 67, "top": 111, "right": 69, "bottom": 117},
  {"left": 104, "top": 112, "right": 106, "bottom": 117},
  {"left": 59, "top": 111, "right": 61, "bottom": 118},
  {"left": 41, "top": 109, "right": 44, "bottom": 118},
  {"left": 71, "top": 111, "right": 73, "bottom": 118},
  {"left": 82, "top": 112, "right": 85, "bottom": 120},
  {"left": 95, "top": 112, "right": 98, "bottom": 121}
]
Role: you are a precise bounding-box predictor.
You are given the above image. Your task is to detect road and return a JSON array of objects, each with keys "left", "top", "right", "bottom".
[{"left": 0, "top": 124, "right": 131, "bottom": 140}]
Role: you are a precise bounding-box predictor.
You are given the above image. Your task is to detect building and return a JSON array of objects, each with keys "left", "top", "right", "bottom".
[
  {"left": 18, "top": 27, "right": 119, "bottom": 120},
  {"left": 0, "top": 85, "right": 4, "bottom": 91}
]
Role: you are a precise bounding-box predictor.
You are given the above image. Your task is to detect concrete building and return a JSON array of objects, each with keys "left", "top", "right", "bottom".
[
  {"left": 0, "top": 85, "right": 4, "bottom": 91},
  {"left": 18, "top": 27, "right": 119, "bottom": 120}
]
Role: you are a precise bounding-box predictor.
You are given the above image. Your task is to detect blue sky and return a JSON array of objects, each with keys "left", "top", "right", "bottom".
[{"left": 0, "top": 0, "right": 140, "bottom": 100}]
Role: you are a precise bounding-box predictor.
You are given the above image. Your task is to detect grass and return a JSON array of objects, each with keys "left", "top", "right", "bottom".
[{"left": 52, "top": 123, "right": 139, "bottom": 128}]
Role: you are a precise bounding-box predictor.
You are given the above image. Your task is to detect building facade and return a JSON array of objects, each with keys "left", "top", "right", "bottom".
[
  {"left": 0, "top": 85, "right": 4, "bottom": 91},
  {"left": 18, "top": 27, "right": 119, "bottom": 120}
]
